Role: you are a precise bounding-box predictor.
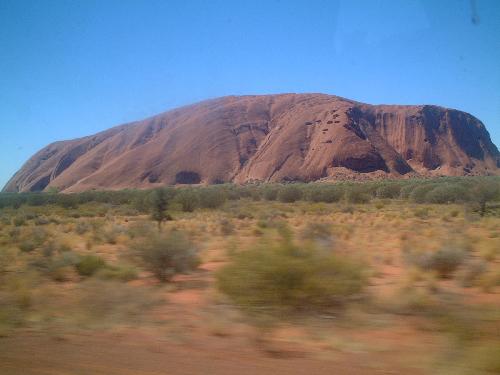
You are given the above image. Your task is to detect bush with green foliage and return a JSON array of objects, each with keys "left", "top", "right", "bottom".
[
  {"left": 399, "top": 183, "right": 420, "bottom": 199},
  {"left": 304, "top": 184, "right": 344, "bottom": 203},
  {"left": 75, "top": 221, "right": 92, "bottom": 235},
  {"left": 0, "top": 177, "right": 498, "bottom": 215},
  {"left": 98, "top": 264, "right": 138, "bottom": 282},
  {"left": 376, "top": 183, "right": 402, "bottom": 199},
  {"left": 262, "top": 185, "right": 280, "bottom": 201},
  {"left": 127, "top": 220, "right": 156, "bottom": 239},
  {"left": 75, "top": 255, "right": 107, "bottom": 277},
  {"left": 133, "top": 230, "right": 199, "bottom": 282},
  {"left": 216, "top": 235, "right": 367, "bottom": 314},
  {"left": 471, "top": 178, "right": 500, "bottom": 216},
  {"left": 149, "top": 188, "right": 173, "bottom": 229},
  {"left": 58, "top": 194, "right": 79, "bottom": 209},
  {"left": 404, "top": 245, "right": 466, "bottom": 278},
  {"left": 428, "top": 246, "right": 466, "bottom": 278},
  {"left": 424, "top": 183, "right": 469, "bottom": 204},
  {"left": 95, "top": 224, "right": 126, "bottom": 244},
  {"left": 237, "top": 185, "right": 261, "bottom": 201},
  {"left": 19, "top": 240, "right": 36, "bottom": 253},
  {"left": 409, "top": 184, "right": 437, "bottom": 203},
  {"left": 12, "top": 215, "right": 26, "bottom": 227},
  {"left": 175, "top": 189, "right": 199, "bottom": 212},
  {"left": 278, "top": 184, "right": 303, "bottom": 203},
  {"left": 199, "top": 187, "right": 226, "bottom": 209},
  {"left": 345, "top": 185, "right": 371, "bottom": 204}
]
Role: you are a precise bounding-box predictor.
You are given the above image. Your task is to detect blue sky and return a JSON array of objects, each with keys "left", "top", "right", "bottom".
[{"left": 1, "top": 0, "right": 499, "bottom": 188}]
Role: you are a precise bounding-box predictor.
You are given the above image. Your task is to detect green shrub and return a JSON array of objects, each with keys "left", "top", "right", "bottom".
[
  {"left": 102, "top": 225, "right": 126, "bottom": 244},
  {"left": 127, "top": 221, "right": 156, "bottom": 239},
  {"left": 428, "top": 246, "right": 466, "bottom": 278},
  {"left": 133, "top": 230, "right": 199, "bottom": 282},
  {"left": 471, "top": 179, "right": 500, "bottom": 216},
  {"left": 425, "top": 183, "right": 469, "bottom": 204},
  {"left": 18, "top": 240, "right": 36, "bottom": 253},
  {"left": 58, "top": 194, "right": 79, "bottom": 209},
  {"left": 305, "top": 184, "right": 343, "bottom": 203},
  {"left": 75, "top": 221, "right": 92, "bottom": 235},
  {"left": 409, "top": 184, "right": 437, "bottom": 203},
  {"left": 75, "top": 255, "right": 107, "bottom": 277},
  {"left": 345, "top": 185, "right": 370, "bottom": 204},
  {"left": 278, "top": 185, "right": 303, "bottom": 203},
  {"left": 404, "top": 245, "right": 466, "bottom": 278},
  {"left": 199, "top": 188, "right": 226, "bottom": 209},
  {"left": 30, "top": 227, "right": 49, "bottom": 246},
  {"left": 8, "top": 228, "right": 21, "bottom": 241},
  {"left": 376, "top": 183, "right": 402, "bottom": 199},
  {"left": 216, "top": 237, "right": 367, "bottom": 314},
  {"left": 12, "top": 216, "right": 26, "bottom": 227},
  {"left": 175, "top": 190, "right": 199, "bottom": 212},
  {"left": 400, "top": 183, "right": 419, "bottom": 199},
  {"left": 256, "top": 219, "right": 269, "bottom": 229},
  {"left": 235, "top": 185, "right": 261, "bottom": 201},
  {"left": 46, "top": 251, "right": 80, "bottom": 281},
  {"left": 262, "top": 185, "right": 280, "bottom": 201},
  {"left": 98, "top": 264, "right": 138, "bottom": 282}
]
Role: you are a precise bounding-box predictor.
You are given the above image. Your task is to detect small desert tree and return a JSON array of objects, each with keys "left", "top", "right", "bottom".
[{"left": 150, "top": 188, "right": 172, "bottom": 230}]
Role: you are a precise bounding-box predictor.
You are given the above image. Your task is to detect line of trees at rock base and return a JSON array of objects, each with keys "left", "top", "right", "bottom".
[{"left": 1, "top": 177, "right": 499, "bottom": 227}]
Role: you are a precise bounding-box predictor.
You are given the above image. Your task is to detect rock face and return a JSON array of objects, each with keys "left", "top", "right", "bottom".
[{"left": 3, "top": 94, "right": 499, "bottom": 192}]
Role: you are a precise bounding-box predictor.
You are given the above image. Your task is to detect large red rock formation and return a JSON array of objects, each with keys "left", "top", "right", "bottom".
[{"left": 3, "top": 94, "right": 499, "bottom": 192}]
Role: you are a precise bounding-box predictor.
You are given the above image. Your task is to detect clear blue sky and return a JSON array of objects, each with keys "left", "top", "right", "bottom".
[{"left": 1, "top": 0, "right": 499, "bottom": 188}]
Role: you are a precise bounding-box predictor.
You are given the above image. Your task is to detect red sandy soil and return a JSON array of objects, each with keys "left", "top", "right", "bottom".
[{"left": 0, "top": 261, "right": 434, "bottom": 375}]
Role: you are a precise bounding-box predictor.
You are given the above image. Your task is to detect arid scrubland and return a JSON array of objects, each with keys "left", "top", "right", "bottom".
[{"left": 0, "top": 177, "right": 499, "bottom": 374}]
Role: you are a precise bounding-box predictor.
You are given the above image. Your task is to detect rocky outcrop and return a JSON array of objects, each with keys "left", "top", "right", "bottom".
[{"left": 3, "top": 94, "right": 499, "bottom": 192}]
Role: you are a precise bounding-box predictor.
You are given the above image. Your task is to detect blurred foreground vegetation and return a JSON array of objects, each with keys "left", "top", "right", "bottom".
[{"left": 0, "top": 176, "right": 499, "bottom": 374}]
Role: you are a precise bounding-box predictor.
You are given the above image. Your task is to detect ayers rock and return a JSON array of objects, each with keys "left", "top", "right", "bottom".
[{"left": 3, "top": 94, "right": 500, "bottom": 193}]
